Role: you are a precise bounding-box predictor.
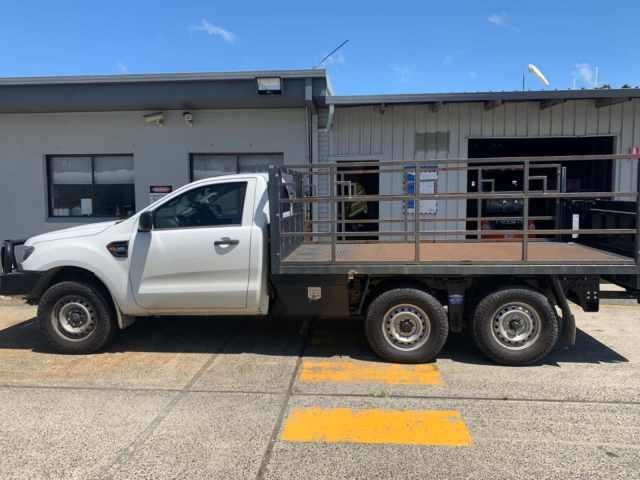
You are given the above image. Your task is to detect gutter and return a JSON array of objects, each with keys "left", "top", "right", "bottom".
[
  {"left": 327, "top": 88, "right": 640, "bottom": 107},
  {"left": 0, "top": 69, "right": 328, "bottom": 86}
]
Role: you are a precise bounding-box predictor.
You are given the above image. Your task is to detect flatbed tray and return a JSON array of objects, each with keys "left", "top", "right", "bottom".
[{"left": 283, "top": 241, "right": 631, "bottom": 264}]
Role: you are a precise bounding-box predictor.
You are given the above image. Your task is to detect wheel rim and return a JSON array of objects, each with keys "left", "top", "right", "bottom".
[
  {"left": 490, "top": 302, "right": 541, "bottom": 351},
  {"left": 51, "top": 296, "right": 98, "bottom": 342},
  {"left": 381, "top": 303, "right": 431, "bottom": 352}
]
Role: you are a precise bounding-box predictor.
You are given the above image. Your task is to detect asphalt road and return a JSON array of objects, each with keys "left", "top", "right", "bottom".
[{"left": 0, "top": 296, "right": 638, "bottom": 480}]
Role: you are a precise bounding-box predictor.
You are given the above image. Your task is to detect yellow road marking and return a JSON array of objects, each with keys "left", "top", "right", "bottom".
[
  {"left": 281, "top": 407, "right": 472, "bottom": 446},
  {"left": 299, "top": 360, "right": 443, "bottom": 385}
]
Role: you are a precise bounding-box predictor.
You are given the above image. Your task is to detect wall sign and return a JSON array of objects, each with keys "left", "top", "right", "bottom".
[
  {"left": 405, "top": 169, "right": 438, "bottom": 215},
  {"left": 149, "top": 185, "right": 172, "bottom": 204}
]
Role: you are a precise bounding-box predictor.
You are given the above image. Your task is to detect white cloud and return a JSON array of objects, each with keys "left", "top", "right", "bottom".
[
  {"left": 193, "top": 19, "right": 236, "bottom": 43},
  {"left": 117, "top": 62, "right": 129, "bottom": 74},
  {"left": 574, "top": 63, "right": 597, "bottom": 87},
  {"left": 390, "top": 64, "right": 413, "bottom": 83},
  {"left": 488, "top": 12, "right": 507, "bottom": 26},
  {"left": 488, "top": 12, "right": 519, "bottom": 31}
]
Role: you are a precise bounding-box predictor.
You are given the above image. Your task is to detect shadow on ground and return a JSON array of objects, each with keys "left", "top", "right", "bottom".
[
  {"left": 0, "top": 315, "right": 628, "bottom": 365},
  {"left": 439, "top": 328, "right": 628, "bottom": 366}
]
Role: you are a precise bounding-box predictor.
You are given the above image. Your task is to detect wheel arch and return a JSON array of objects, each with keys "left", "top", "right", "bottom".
[
  {"left": 32, "top": 266, "right": 128, "bottom": 329},
  {"left": 361, "top": 278, "right": 438, "bottom": 315},
  {"left": 463, "top": 277, "right": 553, "bottom": 321}
]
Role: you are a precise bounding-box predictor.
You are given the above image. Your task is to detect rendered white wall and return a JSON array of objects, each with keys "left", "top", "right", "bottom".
[{"left": 0, "top": 108, "right": 307, "bottom": 241}]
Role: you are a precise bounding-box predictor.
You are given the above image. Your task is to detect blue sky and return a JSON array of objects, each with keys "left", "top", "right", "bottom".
[{"left": 1, "top": 1, "right": 638, "bottom": 94}]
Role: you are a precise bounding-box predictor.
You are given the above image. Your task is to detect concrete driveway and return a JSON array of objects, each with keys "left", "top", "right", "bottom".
[{"left": 0, "top": 296, "right": 638, "bottom": 480}]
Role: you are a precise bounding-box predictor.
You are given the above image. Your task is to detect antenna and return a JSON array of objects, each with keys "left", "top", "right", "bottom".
[{"left": 314, "top": 40, "right": 349, "bottom": 69}]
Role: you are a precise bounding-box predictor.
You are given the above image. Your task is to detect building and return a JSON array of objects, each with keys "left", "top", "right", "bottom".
[
  {"left": 0, "top": 68, "right": 639, "bottom": 241},
  {"left": 0, "top": 70, "right": 329, "bottom": 241},
  {"left": 320, "top": 90, "right": 640, "bottom": 239}
]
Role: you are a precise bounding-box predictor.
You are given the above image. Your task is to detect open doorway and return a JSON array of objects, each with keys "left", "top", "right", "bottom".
[
  {"left": 337, "top": 162, "right": 380, "bottom": 241},
  {"left": 466, "top": 136, "right": 614, "bottom": 238}
]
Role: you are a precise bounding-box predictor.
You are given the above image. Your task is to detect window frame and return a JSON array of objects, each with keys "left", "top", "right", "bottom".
[
  {"left": 189, "top": 152, "right": 284, "bottom": 181},
  {"left": 46, "top": 153, "right": 135, "bottom": 219},
  {"left": 151, "top": 180, "right": 250, "bottom": 231}
]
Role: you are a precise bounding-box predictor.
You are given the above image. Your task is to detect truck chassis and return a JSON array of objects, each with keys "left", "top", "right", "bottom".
[{"left": 267, "top": 153, "right": 640, "bottom": 364}]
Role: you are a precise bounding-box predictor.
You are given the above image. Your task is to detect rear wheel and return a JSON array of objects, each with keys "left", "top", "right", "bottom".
[
  {"left": 38, "top": 281, "right": 117, "bottom": 354},
  {"left": 365, "top": 288, "right": 448, "bottom": 363},
  {"left": 472, "top": 288, "right": 559, "bottom": 366}
]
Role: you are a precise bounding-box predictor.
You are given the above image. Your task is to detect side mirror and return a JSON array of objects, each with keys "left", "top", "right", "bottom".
[{"left": 138, "top": 211, "right": 154, "bottom": 232}]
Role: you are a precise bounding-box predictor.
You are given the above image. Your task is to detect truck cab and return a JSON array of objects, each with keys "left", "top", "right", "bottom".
[{"left": 1, "top": 173, "right": 272, "bottom": 353}]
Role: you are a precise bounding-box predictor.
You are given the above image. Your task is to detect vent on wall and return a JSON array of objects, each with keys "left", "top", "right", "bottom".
[{"left": 415, "top": 132, "right": 450, "bottom": 155}]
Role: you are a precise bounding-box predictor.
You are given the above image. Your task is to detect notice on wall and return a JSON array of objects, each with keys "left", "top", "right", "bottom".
[
  {"left": 420, "top": 170, "right": 438, "bottom": 215},
  {"left": 405, "top": 169, "right": 438, "bottom": 215},
  {"left": 149, "top": 185, "right": 172, "bottom": 204}
]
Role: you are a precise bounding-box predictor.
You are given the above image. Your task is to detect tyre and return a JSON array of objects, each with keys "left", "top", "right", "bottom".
[
  {"left": 472, "top": 288, "right": 559, "bottom": 366},
  {"left": 37, "top": 281, "right": 117, "bottom": 354},
  {"left": 365, "top": 288, "right": 448, "bottom": 363}
]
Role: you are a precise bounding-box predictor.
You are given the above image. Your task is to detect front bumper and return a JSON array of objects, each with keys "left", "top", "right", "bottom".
[
  {"left": 0, "top": 271, "right": 43, "bottom": 295},
  {"left": 0, "top": 239, "right": 42, "bottom": 296}
]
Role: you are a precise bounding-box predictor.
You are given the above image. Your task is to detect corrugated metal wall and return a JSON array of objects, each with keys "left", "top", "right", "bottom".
[{"left": 320, "top": 99, "right": 640, "bottom": 239}]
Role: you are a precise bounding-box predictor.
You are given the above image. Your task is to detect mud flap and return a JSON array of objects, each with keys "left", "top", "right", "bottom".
[{"left": 551, "top": 276, "right": 576, "bottom": 346}]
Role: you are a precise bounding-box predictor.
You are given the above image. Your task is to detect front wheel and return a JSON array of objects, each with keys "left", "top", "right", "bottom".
[
  {"left": 472, "top": 288, "right": 559, "bottom": 366},
  {"left": 365, "top": 288, "right": 448, "bottom": 363},
  {"left": 37, "top": 281, "right": 117, "bottom": 354}
]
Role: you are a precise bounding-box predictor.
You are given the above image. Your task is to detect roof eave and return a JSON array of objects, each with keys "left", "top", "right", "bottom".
[
  {"left": 0, "top": 69, "right": 327, "bottom": 87},
  {"left": 327, "top": 88, "right": 640, "bottom": 106}
]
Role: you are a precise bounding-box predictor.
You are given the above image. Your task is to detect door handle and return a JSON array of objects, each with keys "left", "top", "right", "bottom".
[{"left": 214, "top": 238, "right": 239, "bottom": 246}]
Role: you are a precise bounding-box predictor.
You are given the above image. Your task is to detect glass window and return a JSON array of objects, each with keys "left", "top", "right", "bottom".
[
  {"left": 191, "top": 153, "right": 283, "bottom": 180},
  {"left": 238, "top": 154, "right": 283, "bottom": 173},
  {"left": 191, "top": 155, "right": 237, "bottom": 180},
  {"left": 48, "top": 155, "right": 135, "bottom": 218},
  {"left": 154, "top": 182, "right": 247, "bottom": 229}
]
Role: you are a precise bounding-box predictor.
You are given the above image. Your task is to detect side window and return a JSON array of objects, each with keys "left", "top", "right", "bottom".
[{"left": 154, "top": 182, "right": 247, "bottom": 229}]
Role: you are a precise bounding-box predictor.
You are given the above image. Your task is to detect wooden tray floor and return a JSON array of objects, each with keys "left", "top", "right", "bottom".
[{"left": 282, "top": 241, "right": 631, "bottom": 264}]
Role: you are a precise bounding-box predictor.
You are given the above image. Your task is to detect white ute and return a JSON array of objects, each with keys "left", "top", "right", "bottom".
[
  {"left": 2, "top": 159, "right": 626, "bottom": 366},
  {"left": 13, "top": 174, "right": 270, "bottom": 353}
]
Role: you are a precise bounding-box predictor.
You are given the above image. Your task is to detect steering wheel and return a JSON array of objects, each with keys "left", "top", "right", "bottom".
[{"left": 211, "top": 204, "right": 223, "bottom": 218}]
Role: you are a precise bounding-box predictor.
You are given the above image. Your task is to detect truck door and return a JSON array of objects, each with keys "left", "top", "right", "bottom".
[{"left": 129, "top": 179, "right": 254, "bottom": 312}]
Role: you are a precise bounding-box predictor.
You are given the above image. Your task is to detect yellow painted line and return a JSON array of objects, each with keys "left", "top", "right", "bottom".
[
  {"left": 299, "top": 360, "right": 443, "bottom": 385},
  {"left": 281, "top": 408, "right": 472, "bottom": 446}
]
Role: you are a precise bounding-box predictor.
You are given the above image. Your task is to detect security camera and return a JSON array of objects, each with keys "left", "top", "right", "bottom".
[
  {"left": 183, "top": 111, "right": 193, "bottom": 126},
  {"left": 143, "top": 112, "right": 165, "bottom": 126}
]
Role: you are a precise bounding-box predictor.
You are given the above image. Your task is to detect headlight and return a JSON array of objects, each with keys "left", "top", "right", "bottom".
[{"left": 21, "top": 246, "right": 35, "bottom": 263}]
